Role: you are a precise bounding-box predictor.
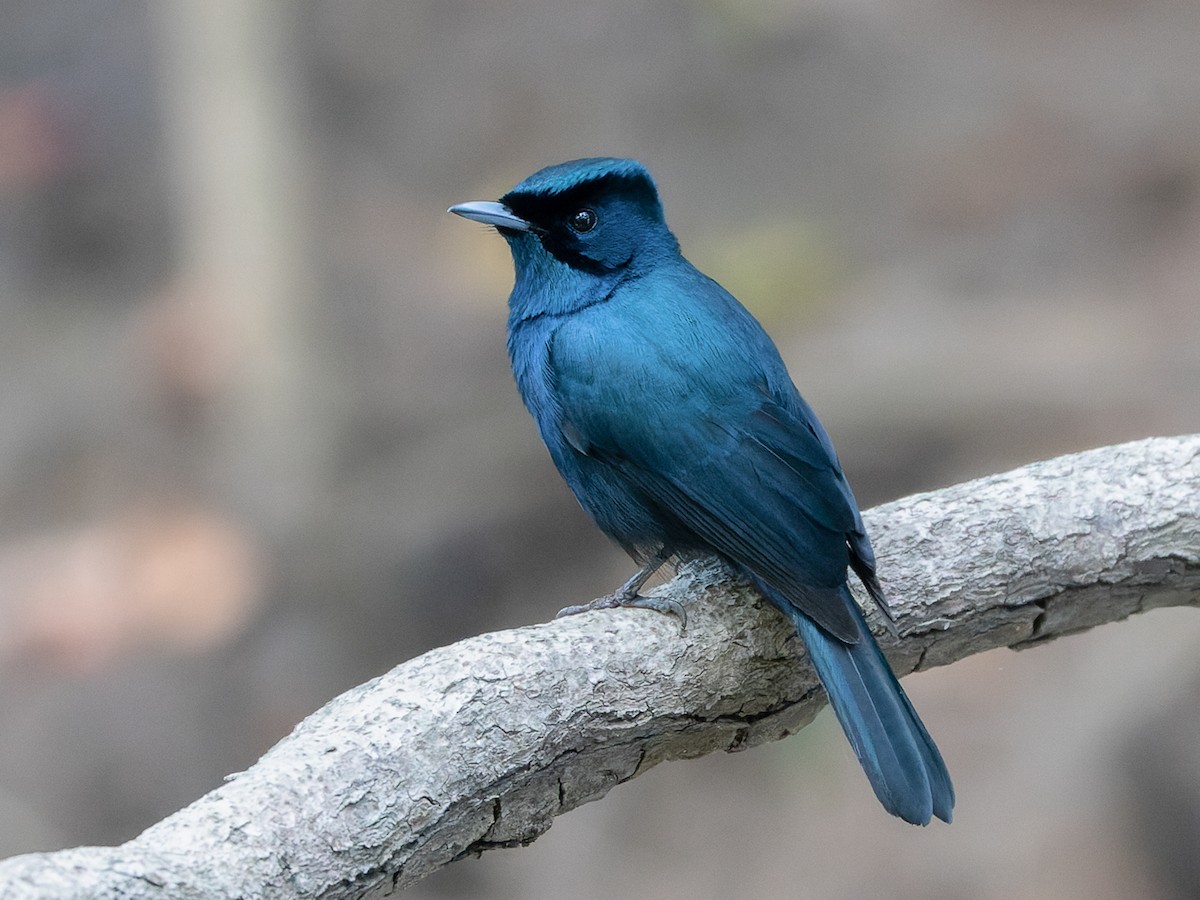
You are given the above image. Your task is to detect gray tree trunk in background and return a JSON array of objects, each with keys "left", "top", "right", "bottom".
[
  {"left": 0, "top": 434, "right": 1196, "bottom": 899},
  {"left": 151, "top": 0, "right": 336, "bottom": 533}
]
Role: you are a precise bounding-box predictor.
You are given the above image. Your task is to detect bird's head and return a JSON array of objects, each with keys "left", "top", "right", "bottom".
[{"left": 450, "top": 159, "right": 680, "bottom": 316}]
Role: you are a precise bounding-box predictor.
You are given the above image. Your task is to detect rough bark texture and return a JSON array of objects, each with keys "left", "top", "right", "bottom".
[{"left": 1, "top": 436, "right": 1197, "bottom": 899}]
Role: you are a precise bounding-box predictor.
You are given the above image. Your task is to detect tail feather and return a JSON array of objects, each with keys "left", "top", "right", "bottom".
[{"left": 758, "top": 580, "right": 954, "bottom": 825}]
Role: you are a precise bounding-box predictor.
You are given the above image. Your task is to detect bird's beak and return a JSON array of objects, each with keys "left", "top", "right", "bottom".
[{"left": 448, "top": 201, "right": 532, "bottom": 232}]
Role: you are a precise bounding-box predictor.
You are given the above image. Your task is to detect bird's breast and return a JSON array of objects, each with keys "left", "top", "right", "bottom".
[{"left": 507, "top": 314, "right": 562, "bottom": 433}]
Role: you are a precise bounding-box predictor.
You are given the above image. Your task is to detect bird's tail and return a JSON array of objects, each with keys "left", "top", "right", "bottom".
[{"left": 758, "top": 580, "right": 954, "bottom": 825}]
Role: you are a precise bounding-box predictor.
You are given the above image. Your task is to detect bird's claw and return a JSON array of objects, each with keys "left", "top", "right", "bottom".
[
  {"left": 556, "top": 592, "right": 687, "bottom": 631},
  {"left": 631, "top": 595, "right": 688, "bottom": 629}
]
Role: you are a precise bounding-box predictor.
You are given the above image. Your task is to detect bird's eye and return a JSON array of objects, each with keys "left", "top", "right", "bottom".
[{"left": 569, "top": 208, "right": 597, "bottom": 233}]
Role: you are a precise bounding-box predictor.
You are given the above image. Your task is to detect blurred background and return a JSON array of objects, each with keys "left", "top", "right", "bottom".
[{"left": 0, "top": 0, "right": 1198, "bottom": 897}]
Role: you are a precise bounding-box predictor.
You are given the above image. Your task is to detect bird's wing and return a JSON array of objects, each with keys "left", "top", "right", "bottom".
[
  {"left": 616, "top": 398, "right": 865, "bottom": 642},
  {"left": 557, "top": 352, "right": 866, "bottom": 642},
  {"left": 770, "top": 397, "right": 896, "bottom": 627}
]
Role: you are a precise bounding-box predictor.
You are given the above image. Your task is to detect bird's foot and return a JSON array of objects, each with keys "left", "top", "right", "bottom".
[{"left": 556, "top": 590, "right": 687, "bottom": 630}]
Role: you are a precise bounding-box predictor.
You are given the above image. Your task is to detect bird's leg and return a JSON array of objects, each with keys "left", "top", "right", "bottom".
[{"left": 555, "top": 550, "right": 687, "bottom": 628}]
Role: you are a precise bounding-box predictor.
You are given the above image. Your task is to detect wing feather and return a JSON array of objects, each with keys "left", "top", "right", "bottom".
[{"left": 590, "top": 400, "right": 866, "bottom": 643}]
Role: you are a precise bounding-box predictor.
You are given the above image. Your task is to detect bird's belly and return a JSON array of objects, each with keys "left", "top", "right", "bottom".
[{"left": 555, "top": 450, "right": 692, "bottom": 561}]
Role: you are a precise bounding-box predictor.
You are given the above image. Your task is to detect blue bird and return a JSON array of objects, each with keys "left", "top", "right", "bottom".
[{"left": 450, "top": 158, "right": 953, "bottom": 825}]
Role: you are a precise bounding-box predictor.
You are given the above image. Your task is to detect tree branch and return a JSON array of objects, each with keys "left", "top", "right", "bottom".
[{"left": 2, "top": 436, "right": 1198, "bottom": 899}]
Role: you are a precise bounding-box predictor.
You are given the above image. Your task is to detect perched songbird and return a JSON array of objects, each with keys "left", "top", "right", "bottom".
[{"left": 449, "top": 158, "right": 953, "bottom": 825}]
